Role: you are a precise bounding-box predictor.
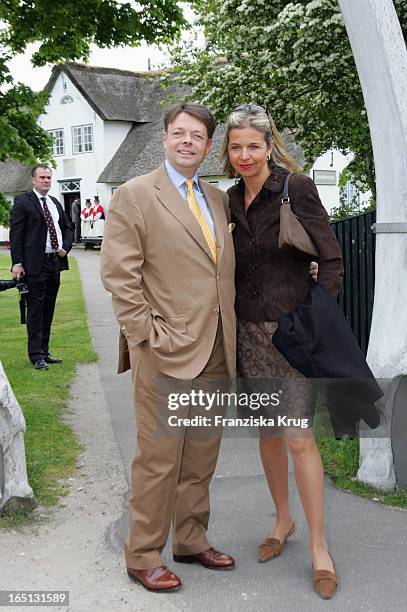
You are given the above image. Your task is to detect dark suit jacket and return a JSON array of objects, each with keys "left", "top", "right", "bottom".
[
  {"left": 10, "top": 191, "right": 73, "bottom": 276},
  {"left": 272, "top": 283, "right": 382, "bottom": 437}
]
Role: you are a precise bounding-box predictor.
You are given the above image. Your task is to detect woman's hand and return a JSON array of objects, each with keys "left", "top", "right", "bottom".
[{"left": 309, "top": 261, "right": 319, "bottom": 281}]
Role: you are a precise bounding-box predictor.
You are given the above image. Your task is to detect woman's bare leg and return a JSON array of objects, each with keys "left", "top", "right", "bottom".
[
  {"left": 286, "top": 433, "right": 334, "bottom": 572},
  {"left": 259, "top": 433, "right": 295, "bottom": 540}
]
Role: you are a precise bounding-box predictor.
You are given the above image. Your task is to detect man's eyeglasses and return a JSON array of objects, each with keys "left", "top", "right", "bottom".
[
  {"left": 169, "top": 129, "right": 206, "bottom": 143},
  {"left": 233, "top": 103, "right": 267, "bottom": 114}
]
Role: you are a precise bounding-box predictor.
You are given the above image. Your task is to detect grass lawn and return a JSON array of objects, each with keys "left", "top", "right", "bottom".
[
  {"left": 0, "top": 253, "right": 97, "bottom": 526},
  {"left": 314, "top": 404, "right": 407, "bottom": 509}
]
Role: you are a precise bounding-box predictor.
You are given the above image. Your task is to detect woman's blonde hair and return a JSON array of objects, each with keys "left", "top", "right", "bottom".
[{"left": 221, "top": 107, "right": 302, "bottom": 178}]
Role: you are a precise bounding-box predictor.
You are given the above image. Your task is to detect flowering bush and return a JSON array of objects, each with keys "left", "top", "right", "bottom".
[{"left": 171, "top": 0, "right": 407, "bottom": 200}]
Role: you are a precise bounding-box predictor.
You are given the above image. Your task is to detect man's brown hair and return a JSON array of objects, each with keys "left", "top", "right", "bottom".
[
  {"left": 164, "top": 102, "right": 216, "bottom": 139},
  {"left": 31, "top": 163, "right": 52, "bottom": 177}
]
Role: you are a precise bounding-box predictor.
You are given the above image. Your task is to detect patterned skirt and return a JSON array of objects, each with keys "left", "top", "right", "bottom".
[{"left": 237, "top": 320, "right": 315, "bottom": 426}]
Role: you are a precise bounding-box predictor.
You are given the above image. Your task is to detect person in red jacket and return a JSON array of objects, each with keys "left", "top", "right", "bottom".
[
  {"left": 92, "top": 196, "right": 105, "bottom": 220},
  {"left": 81, "top": 199, "right": 93, "bottom": 221}
]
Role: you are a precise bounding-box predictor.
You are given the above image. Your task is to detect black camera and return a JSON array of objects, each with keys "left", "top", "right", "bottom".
[{"left": 0, "top": 278, "right": 29, "bottom": 295}]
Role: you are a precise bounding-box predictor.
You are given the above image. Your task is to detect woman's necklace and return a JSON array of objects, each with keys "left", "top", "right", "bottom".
[
  {"left": 244, "top": 189, "right": 253, "bottom": 211},
  {"left": 244, "top": 185, "right": 261, "bottom": 211},
  {"left": 244, "top": 171, "right": 272, "bottom": 211}
]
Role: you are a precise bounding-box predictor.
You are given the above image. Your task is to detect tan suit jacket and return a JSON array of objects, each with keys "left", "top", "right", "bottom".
[{"left": 100, "top": 163, "right": 236, "bottom": 380}]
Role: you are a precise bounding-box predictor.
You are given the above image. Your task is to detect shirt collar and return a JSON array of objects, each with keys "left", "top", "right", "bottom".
[
  {"left": 33, "top": 188, "right": 50, "bottom": 202},
  {"left": 165, "top": 160, "right": 200, "bottom": 190}
]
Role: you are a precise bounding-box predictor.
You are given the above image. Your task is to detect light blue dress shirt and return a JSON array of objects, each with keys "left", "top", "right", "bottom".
[{"left": 164, "top": 160, "right": 215, "bottom": 236}]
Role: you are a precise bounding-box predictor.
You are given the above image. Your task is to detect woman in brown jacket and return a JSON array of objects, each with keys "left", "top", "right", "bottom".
[{"left": 222, "top": 105, "right": 343, "bottom": 599}]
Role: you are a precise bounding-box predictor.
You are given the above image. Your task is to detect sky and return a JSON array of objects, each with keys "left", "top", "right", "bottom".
[
  {"left": 8, "top": 43, "right": 171, "bottom": 89},
  {"left": 7, "top": 3, "right": 200, "bottom": 90}
]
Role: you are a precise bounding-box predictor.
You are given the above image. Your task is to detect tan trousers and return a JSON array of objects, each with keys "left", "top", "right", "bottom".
[{"left": 125, "top": 324, "right": 228, "bottom": 570}]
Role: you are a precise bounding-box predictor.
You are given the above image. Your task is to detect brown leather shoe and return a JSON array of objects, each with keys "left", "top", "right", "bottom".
[
  {"left": 258, "top": 522, "right": 295, "bottom": 563},
  {"left": 313, "top": 567, "right": 339, "bottom": 599},
  {"left": 127, "top": 566, "right": 181, "bottom": 591},
  {"left": 173, "top": 547, "right": 235, "bottom": 570}
]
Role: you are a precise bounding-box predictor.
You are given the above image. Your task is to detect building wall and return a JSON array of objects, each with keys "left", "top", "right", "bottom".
[
  {"left": 309, "top": 149, "right": 371, "bottom": 213},
  {"left": 200, "top": 175, "right": 236, "bottom": 192},
  {"left": 38, "top": 72, "right": 132, "bottom": 212},
  {"left": 0, "top": 225, "right": 9, "bottom": 244},
  {"left": 0, "top": 194, "right": 13, "bottom": 243}
]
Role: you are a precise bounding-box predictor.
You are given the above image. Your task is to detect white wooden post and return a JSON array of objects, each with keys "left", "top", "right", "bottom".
[{"left": 338, "top": 0, "right": 407, "bottom": 490}]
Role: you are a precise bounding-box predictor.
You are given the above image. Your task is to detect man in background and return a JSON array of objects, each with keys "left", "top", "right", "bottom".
[
  {"left": 71, "top": 196, "right": 81, "bottom": 243},
  {"left": 10, "top": 164, "right": 73, "bottom": 370}
]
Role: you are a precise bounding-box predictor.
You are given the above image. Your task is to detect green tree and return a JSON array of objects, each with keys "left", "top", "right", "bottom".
[
  {"left": 0, "top": 0, "right": 185, "bottom": 224},
  {"left": 171, "top": 0, "right": 407, "bottom": 204}
]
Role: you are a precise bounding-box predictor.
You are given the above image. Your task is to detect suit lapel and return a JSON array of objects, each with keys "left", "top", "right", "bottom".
[
  {"left": 199, "top": 179, "right": 225, "bottom": 265},
  {"left": 29, "top": 191, "right": 45, "bottom": 219},
  {"left": 154, "top": 164, "right": 214, "bottom": 263}
]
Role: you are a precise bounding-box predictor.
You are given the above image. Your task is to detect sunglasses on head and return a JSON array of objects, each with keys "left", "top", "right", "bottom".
[{"left": 233, "top": 103, "right": 267, "bottom": 113}]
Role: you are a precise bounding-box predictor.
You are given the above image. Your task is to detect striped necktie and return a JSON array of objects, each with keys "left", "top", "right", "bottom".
[
  {"left": 185, "top": 179, "right": 217, "bottom": 263},
  {"left": 41, "top": 197, "right": 59, "bottom": 250}
]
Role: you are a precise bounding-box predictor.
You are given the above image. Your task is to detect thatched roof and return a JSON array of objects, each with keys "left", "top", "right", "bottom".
[
  {"left": 98, "top": 122, "right": 226, "bottom": 183},
  {"left": 0, "top": 160, "right": 32, "bottom": 195},
  {"left": 46, "top": 63, "right": 166, "bottom": 122}
]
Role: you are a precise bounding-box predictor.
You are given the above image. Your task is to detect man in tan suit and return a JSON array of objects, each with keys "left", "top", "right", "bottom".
[{"left": 100, "top": 103, "right": 236, "bottom": 591}]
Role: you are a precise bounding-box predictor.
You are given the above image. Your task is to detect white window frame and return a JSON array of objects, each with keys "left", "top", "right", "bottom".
[
  {"left": 72, "top": 124, "right": 94, "bottom": 154},
  {"left": 343, "top": 180, "right": 360, "bottom": 205},
  {"left": 49, "top": 128, "right": 64, "bottom": 156}
]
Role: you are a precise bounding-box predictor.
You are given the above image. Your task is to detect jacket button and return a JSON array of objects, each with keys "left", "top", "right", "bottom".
[
  {"left": 250, "top": 239, "right": 255, "bottom": 246},
  {"left": 213, "top": 307, "right": 219, "bottom": 314}
]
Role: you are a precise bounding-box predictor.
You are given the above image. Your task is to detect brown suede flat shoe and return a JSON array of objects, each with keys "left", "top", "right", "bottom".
[
  {"left": 258, "top": 522, "right": 296, "bottom": 563},
  {"left": 313, "top": 566, "right": 339, "bottom": 599}
]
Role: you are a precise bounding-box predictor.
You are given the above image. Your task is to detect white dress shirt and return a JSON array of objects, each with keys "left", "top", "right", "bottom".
[{"left": 33, "top": 188, "right": 63, "bottom": 252}]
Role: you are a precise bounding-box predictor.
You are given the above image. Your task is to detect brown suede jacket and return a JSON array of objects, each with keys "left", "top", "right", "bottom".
[{"left": 228, "top": 166, "right": 344, "bottom": 322}]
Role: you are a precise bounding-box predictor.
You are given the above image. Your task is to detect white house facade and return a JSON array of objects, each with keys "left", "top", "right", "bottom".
[{"left": 38, "top": 65, "right": 137, "bottom": 213}]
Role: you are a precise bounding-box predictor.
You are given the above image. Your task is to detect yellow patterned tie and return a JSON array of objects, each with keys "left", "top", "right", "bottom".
[{"left": 185, "top": 179, "right": 217, "bottom": 263}]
